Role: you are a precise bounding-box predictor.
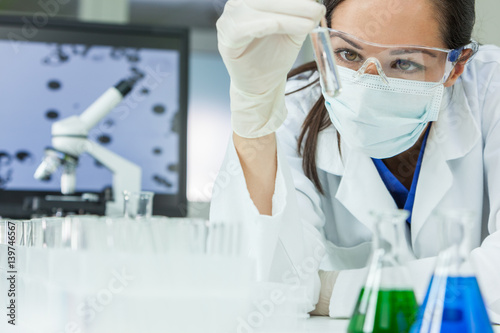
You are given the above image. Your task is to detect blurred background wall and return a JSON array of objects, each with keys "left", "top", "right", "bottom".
[
  {"left": 0, "top": 0, "right": 498, "bottom": 216},
  {"left": 474, "top": 0, "right": 500, "bottom": 47}
]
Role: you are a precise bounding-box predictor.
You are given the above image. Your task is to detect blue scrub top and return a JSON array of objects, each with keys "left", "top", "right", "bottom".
[{"left": 372, "top": 126, "right": 431, "bottom": 223}]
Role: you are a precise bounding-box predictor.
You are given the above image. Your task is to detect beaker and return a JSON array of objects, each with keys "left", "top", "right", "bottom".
[
  {"left": 310, "top": 27, "right": 342, "bottom": 97},
  {"left": 410, "top": 211, "right": 493, "bottom": 333},
  {"left": 123, "top": 190, "right": 154, "bottom": 219},
  {"left": 348, "top": 210, "right": 418, "bottom": 333}
]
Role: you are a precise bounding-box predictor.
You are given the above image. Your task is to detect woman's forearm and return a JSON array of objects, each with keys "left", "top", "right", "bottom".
[{"left": 233, "top": 132, "right": 277, "bottom": 216}]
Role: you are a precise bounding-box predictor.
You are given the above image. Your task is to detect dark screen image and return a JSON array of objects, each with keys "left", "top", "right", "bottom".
[{"left": 0, "top": 40, "right": 180, "bottom": 195}]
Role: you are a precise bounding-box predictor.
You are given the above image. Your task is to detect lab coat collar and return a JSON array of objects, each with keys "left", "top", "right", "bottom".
[
  {"left": 335, "top": 149, "right": 398, "bottom": 232},
  {"left": 410, "top": 80, "right": 481, "bottom": 247},
  {"left": 316, "top": 127, "right": 345, "bottom": 176},
  {"left": 429, "top": 82, "right": 481, "bottom": 161}
]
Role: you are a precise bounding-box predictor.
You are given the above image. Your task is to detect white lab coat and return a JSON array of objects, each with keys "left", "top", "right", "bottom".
[{"left": 210, "top": 45, "right": 500, "bottom": 321}]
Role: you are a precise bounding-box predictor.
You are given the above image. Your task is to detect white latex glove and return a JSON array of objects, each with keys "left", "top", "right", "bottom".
[
  {"left": 310, "top": 270, "right": 339, "bottom": 316},
  {"left": 217, "top": 0, "right": 326, "bottom": 138}
]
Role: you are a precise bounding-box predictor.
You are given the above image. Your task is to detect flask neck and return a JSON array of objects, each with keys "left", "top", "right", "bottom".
[
  {"left": 371, "top": 210, "right": 413, "bottom": 264},
  {"left": 436, "top": 212, "right": 475, "bottom": 276}
]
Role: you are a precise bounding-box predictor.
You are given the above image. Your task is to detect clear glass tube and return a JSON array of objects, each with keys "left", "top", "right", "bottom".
[{"left": 310, "top": 27, "right": 342, "bottom": 97}]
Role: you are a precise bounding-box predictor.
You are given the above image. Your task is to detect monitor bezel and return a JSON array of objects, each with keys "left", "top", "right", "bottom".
[{"left": 0, "top": 15, "right": 189, "bottom": 218}]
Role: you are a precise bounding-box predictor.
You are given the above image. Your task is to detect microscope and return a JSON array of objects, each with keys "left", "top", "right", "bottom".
[{"left": 33, "top": 76, "right": 143, "bottom": 216}]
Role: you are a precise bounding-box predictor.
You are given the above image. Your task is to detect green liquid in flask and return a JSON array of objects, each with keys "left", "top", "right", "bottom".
[{"left": 348, "top": 288, "right": 419, "bottom": 333}]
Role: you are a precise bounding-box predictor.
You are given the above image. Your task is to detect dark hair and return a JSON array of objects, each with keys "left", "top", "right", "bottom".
[{"left": 288, "top": 0, "right": 476, "bottom": 194}]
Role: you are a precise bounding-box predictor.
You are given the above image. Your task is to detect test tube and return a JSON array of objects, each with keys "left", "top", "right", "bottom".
[{"left": 310, "top": 27, "right": 342, "bottom": 97}]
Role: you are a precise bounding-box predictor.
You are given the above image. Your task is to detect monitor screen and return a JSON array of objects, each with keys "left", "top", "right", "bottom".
[{"left": 0, "top": 16, "right": 188, "bottom": 218}]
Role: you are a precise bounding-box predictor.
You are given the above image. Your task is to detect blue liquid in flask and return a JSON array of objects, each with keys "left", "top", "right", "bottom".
[{"left": 411, "top": 275, "right": 493, "bottom": 333}]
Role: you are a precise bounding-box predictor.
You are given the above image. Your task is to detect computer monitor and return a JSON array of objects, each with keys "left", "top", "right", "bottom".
[{"left": 0, "top": 16, "right": 188, "bottom": 218}]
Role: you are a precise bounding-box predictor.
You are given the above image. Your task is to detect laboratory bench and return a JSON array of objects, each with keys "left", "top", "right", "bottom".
[
  {"left": 2, "top": 217, "right": 500, "bottom": 333},
  {"left": 281, "top": 317, "right": 500, "bottom": 332},
  {"left": 3, "top": 317, "right": 500, "bottom": 333}
]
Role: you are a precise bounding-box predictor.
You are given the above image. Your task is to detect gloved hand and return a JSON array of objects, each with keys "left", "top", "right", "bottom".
[
  {"left": 217, "top": 0, "right": 326, "bottom": 138},
  {"left": 310, "top": 270, "right": 339, "bottom": 316}
]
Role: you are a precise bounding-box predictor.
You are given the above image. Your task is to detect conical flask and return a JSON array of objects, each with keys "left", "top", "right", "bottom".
[
  {"left": 410, "top": 211, "right": 493, "bottom": 333},
  {"left": 348, "top": 210, "right": 418, "bottom": 333}
]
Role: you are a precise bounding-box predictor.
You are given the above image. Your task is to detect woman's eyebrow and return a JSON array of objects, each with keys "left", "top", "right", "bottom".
[
  {"left": 389, "top": 49, "right": 438, "bottom": 57},
  {"left": 331, "top": 33, "right": 364, "bottom": 50}
]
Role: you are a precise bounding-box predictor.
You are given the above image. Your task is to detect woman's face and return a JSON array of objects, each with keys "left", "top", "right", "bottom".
[{"left": 329, "top": 0, "right": 466, "bottom": 85}]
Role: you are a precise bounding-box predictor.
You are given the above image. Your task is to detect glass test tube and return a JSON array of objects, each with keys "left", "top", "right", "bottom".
[{"left": 310, "top": 27, "right": 342, "bottom": 97}]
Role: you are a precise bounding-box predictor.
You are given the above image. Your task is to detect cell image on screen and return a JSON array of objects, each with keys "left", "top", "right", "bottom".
[{"left": 0, "top": 40, "right": 180, "bottom": 195}]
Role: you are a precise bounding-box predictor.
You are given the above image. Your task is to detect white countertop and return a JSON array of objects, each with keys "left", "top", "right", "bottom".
[
  {"left": 299, "top": 317, "right": 349, "bottom": 332},
  {"left": 3, "top": 316, "right": 499, "bottom": 333},
  {"left": 275, "top": 317, "right": 500, "bottom": 333}
]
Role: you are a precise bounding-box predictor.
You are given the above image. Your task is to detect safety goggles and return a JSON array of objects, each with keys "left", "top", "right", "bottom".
[
  {"left": 310, "top": 27, "right": 478, "bottom": 95},
  {"left": 327, "top": 28, "right": 478, "bottom": 85}
]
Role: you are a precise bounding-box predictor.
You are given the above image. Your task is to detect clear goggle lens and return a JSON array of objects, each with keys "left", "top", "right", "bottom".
[{"left": 311, "top": 27, "right": 478, "bottom": 90}]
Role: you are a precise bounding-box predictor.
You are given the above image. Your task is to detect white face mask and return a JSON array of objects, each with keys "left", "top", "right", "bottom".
[{"left": 323, "top": 66, "right": 445, "bottom": 159}]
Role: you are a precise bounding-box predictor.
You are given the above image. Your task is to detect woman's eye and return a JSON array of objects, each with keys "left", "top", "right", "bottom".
[
  {"left": 343, "top": 51, "right": 359, "bottom": 61},
  {"left": 395, "top": 59, "right": 420, "bottom": 71},
  {"left": 336, "top": 50, "right": 361, "bottom": 62}
]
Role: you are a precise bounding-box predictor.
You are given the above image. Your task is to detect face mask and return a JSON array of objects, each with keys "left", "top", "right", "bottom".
[{"left": 323, "top": 66, "right": 445, "bottom": 159}]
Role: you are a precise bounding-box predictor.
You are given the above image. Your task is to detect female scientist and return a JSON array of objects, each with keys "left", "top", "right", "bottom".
[{"left": 210, "top": 0, "right": 500, "bottom": 319}]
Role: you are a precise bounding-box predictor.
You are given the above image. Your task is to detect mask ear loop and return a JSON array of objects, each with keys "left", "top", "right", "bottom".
[
  {"left": 354, "top": 57, "right": 390, "bottom": 85},
  {"left": 441, "top": 59, "right": 456, "bottom": 84}
]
